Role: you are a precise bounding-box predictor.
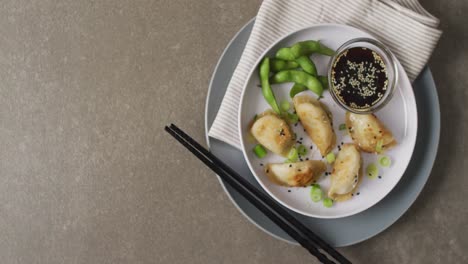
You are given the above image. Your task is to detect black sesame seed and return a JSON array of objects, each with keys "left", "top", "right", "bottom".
[
  {"left": 289, "top": 164, "right": 292, "bottom": 168},
  {"left": 341, "top": 142, "right": 344, "bottom": 145},
  {"left": 322, "top": 156, "right": 324, "bottom": 158},
  {"left": 310, "top": 146, "right": 313, "bottom": 149},
  {"left": 306, "top": 158, "right": 309, "bottom": 161},
  {"left": 288, "top": 190, "right": 291, "bottom": 192},
  {"left": 378, "top": 176, "right": 382, "bottom": 179},
  {"left": 266, "top": 170, "right": 269, "bottom": 173},
  {"left": 298, "top": 169, "right": 301, "bottom": 172},
  {"left": 351, "top": 193, "right": 354, "bottom": 196},
  {"left": 295, "top": 123, "right": 298, "bottom": 127},
  {"left": 357, "top": 192, "right": 360, "bottom": 195},
  {"left": 300, "top": 137, "right": 303, "bottom": 140},
  {"left": 300, "top": 159, "right": 303, "bottom": 162},
  {"left": 304, "top": 129, "right": 306, "bottom": 132}
]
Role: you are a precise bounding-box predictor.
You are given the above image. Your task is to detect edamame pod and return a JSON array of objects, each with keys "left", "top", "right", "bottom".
[
  {"left": 270, "top": 59, "right": 299, "bottom": 72},
  {"left": 291, "top": 41, "right": 335, "bottom": 57},
  {"left": 275, "top": 40, "right": 335, "bottom": 60},
  {"left": 259, "top": 57, "right": 281, "bottom": 114},
  {"left": 318, "top": 76, "right": 328, "bottom": 89},
  {"left": 275, "top": 47, "right": 296, "bottom": 61},
  {"left": 289, "top": 75, "right": 327, "bottom": 98},
  {"left": 289, "top": 83, "right": 307, "bottom": 98},
  {"left": 295, "top": 56, "right": 318, "bottom": 76},
  {"left": 271, "top": 70, "right": 324, "bottom": 96}
]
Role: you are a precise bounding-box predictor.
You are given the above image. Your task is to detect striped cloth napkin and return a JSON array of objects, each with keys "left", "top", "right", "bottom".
[{"left": 208, "top": 0, "right": 441, "bottom": 149}]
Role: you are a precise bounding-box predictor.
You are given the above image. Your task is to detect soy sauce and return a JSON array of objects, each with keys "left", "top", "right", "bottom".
[{"left": 331, "top": 47, "right": 388, "bottom": 110}]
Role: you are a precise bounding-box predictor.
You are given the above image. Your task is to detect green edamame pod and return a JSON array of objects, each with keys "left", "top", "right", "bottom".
[
  {"left": 275, "top": 47, "right": 296, "bottom": 61},
  {"left": 270, "top": 59, "right": 299, "bottom": 72},
  {"left": 276, "top": 40, "right": 335, "bottom": 60},
  {"left": 289, "top": 83, "right": 307, "bottom": 98},
  {"left": 291, "top": 41, "right": 335, "bottom": 57},
  {"left": 318, "top": 75, "right": 328, "bottom": 89},
  {"left": 295, "top": 56, "right": 318, "bottom": 76},
  {"left": 259, "top": 57, "right": 281, "bottom": 114},
  {"left": 271, "top": 70, "right": 324, "bottom": 96}
]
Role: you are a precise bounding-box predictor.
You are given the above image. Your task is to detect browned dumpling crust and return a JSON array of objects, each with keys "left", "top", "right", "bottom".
[
  {"left": 293, "top": 95, "right": 336, "bottom": 156},
  {"left": 328, "top": 144, "right": 362, "bottom": 202},
  {"left": 345, "top": 112, "right": 396, "bottom": 153},
  {"left": 265, "top": 160, "right": 326, "bottom": 187},
  {"left": 250, "top": 111, "right": 294, "bottom": 156}
]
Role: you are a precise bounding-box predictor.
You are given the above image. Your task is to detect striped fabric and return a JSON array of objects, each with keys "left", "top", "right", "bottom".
[{"left": 208, "top": 0, "right": 441, "bottom": 149}]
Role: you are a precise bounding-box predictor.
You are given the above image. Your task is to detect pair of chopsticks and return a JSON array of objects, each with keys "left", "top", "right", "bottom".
[{"left": 165, "top": 124, "right": 351, "bottom": 264}]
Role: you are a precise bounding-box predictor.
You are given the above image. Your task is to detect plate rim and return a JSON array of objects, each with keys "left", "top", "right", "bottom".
[
  {"left": 237, "top": 23, "right": 418, "bottom": 219},
  {"left": 205, "top": 18, "right": 440, "bottom": 246}
]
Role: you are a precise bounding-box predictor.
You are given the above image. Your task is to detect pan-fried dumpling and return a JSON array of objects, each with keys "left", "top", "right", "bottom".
[
  {"left": 328, "top": 144, "right": 361, "bottom": 201},
  {"left": 250, "top": 112, "right": 294, "bottom": 156},
  {"left": 345, "top": 112, "right": 396, "bottom": 153},
  {"left": 265, "top": 160, "right": 326, "bottom": 187},
  {"left": 293, "top": 95, "right": 336, "bottom": 156}
]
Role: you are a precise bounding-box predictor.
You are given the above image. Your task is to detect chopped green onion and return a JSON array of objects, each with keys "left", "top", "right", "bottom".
[
  {"left": 253, "top": 114, "right": 258, "bottom": 121},
  {"left": 280, "top": 100, "right": 290, "bottom": 112},
  {"left": 284, "top": 159, "right": 292, "bottom": 163},
  {"left": 310, "top": 184, "right": 323, "bottom": 202},
  {"left": 379, "top": 155, "right": 391, "bottom": 167},
  {"left": 253, "top": 144, "right": 267, "bottom": 158},
  {"left": 366, "top": 163, "right": 379, "bottom": 179},
  {"left": 326, "top": 152, "right": 335, "bottom": 164},
  {"left": 323, "top": 198, "right": 333, "bottom": 208},
  {"left": 297, "top": 144, "right": 307, "bottom": 156},
  {"left": 287, "top": 147, "right": 299, "bottom": 162},
  {"left": 288, "top": 112, "right": 299, "bottom": 124},
  {"left": 339, "top": 123, "right": 346, "bottom": 131},
  {"left": 376, "top": 139, "right": 384, "bottom": 153}
]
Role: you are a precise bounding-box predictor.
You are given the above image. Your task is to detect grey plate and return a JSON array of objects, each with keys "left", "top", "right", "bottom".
[{"left": 204, "top": 18, "right": 440, "bottom": 247}]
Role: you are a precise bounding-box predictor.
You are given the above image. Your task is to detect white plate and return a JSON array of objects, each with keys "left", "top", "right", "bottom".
[{"left": 239, "top": 24, "right": 418, "bottom": 219}]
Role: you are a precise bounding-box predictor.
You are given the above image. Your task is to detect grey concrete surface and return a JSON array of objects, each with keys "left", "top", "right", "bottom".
[{"left": 0, "top": 0, "right": 466, "bottom": 263}]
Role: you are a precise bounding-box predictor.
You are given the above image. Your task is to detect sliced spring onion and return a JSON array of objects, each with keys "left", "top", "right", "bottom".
[
  {"left": 339, "top": 123, "right": 346, "bottom": 131},
  {"left": 366, "top": 163, "right": 379, "bottom": 179},
  {"left": 379, "top": 155, "right": 391, "bottom": 167},
  {"left": 280, "top": 100, "right": 290, "bottom": 112},
  {"left": 323, "top": 198, "right": 333, "bottom": 208},
  {"left": 326, "top": 152, "right": 335, "bottom": 164},
  {"left": 297, "top": 144, "right": 307, "bottom": 156},
  {"left": 287, "top": 147, "right": 299, "bottom": 162},
  {"left": 310, "top": 184, "right": 323, "bottom": 202},
  {"left": 253, "top": 144, "right": 267, "bottom": 158},
  {"left": 376, "top": 139, "right": 384, "bottom": 153}
]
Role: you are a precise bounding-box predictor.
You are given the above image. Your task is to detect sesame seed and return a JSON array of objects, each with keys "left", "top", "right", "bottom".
[
  {"left": 289, "top": 164, "right": 292, "bottom": 168},
  {"left": 288, "top": 190, "right": 291, "bottom": 192}
]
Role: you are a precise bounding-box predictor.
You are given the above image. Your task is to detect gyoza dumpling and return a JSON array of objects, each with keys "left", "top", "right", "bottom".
[
  {"left": 328, "top": 144, "right": 361, "bottom": 201},
  {"left": 250, "top": 111, "right": 294, "bottom": 156},
  {"left": 265, "top": 160, "right": 326, "bottom": 187},
  {"left": 293, "top": 95, "right": 336, "bottom": 156},
  {"left": 345, "top": 112, "right": 396, "bottom": 153}
]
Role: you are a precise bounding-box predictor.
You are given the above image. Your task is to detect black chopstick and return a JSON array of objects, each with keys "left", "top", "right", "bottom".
[
  {"left": 165, "top": 124, "right": 351, "bottom": 264},
  {"left": 165, "top": 126, "right": 332, "bottom": 263}
]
